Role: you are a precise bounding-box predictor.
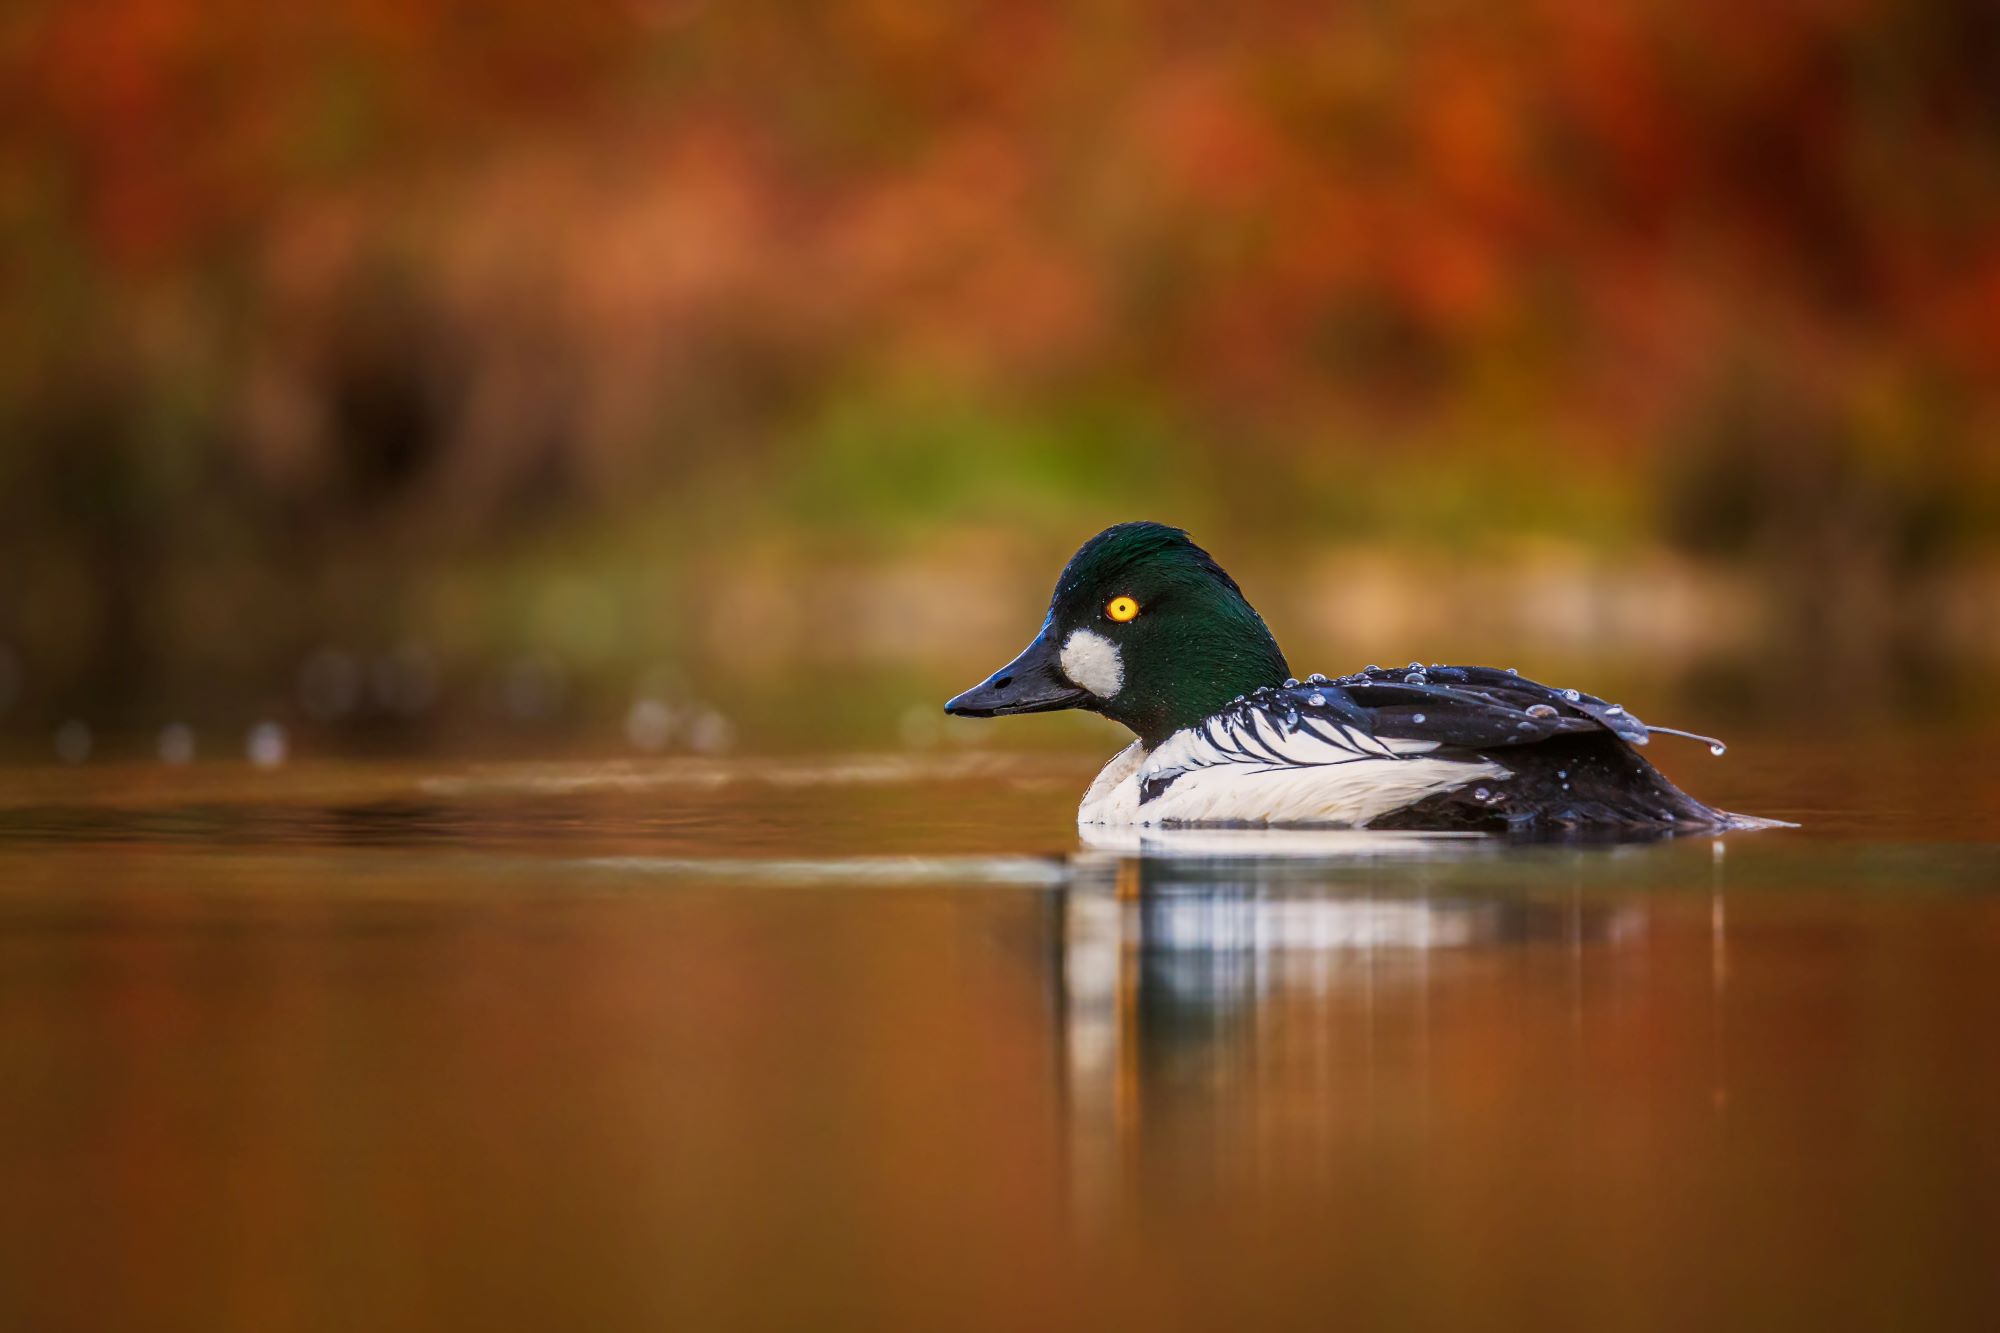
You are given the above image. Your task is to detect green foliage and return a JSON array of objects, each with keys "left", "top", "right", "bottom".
[{"left": 778, "top": 390, "right": 1186, "bottom": 545}]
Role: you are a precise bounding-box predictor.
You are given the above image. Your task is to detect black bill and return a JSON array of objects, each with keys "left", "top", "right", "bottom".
[{"left": 943, "top": 621, "right": 1089, "bottom": 717}]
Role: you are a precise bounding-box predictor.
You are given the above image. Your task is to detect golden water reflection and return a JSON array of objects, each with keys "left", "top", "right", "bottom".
[
  {"left": 0, "top": 756, "right": 1996, "bottom": 1330},
  {"left": 1061, "top": 859, "right": 1662, "bottom": 1223}
]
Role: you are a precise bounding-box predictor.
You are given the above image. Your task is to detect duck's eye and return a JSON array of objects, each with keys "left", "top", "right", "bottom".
[{"left": 1105, "top": 595, "right": 1140, "bottom": 623}]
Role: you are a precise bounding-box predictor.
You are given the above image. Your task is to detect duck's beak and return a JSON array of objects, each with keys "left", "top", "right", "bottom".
[{"left": 944, "top": 621, "right": 1090, "bottom": 718}]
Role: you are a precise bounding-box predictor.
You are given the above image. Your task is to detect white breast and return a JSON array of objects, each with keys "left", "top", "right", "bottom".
[
  {"left": 1077, "top": 740, "right": 1149, "bottom": 824},
  {"left": 1076, "top": 710, "right": 1507, "bottom": 829}
]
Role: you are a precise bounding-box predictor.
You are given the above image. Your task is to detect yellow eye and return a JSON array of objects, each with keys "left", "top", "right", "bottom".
[{"left": 1106, "top": 595, "right": 1140, "bottom": 623}]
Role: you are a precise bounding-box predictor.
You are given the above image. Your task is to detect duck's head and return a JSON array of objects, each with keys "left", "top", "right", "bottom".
[{"left": 945, "top": 522, "right": 1291, "bottom": 747}]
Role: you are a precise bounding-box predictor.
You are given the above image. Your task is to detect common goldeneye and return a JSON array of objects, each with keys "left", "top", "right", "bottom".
[{"left": 944, "top": 522, "right": 1774, "bottom": 833}]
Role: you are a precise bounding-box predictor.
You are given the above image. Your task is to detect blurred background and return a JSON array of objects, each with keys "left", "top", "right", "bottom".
[{"left": 4, "top": 0, "right": 1998, "bottom": 762}]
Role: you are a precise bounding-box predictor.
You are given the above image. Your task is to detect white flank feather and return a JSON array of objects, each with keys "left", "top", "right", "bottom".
[{"left": 1076, "top": 707, "right": 1507, "bottom": 828}]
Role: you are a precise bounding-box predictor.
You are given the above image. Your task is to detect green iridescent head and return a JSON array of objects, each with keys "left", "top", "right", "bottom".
[{"left": 945, "top": 522, "right": 1290, "bottom": 747}]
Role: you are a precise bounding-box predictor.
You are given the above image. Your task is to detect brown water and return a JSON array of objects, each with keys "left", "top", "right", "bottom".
[{"left": 1, "top": 739, "right": 1996, "bottom": 1331}]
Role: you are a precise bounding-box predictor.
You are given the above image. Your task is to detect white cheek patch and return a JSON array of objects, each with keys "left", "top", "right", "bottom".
[{"left": 1060, "top": 628, "right": 1125, "bottom": 699}]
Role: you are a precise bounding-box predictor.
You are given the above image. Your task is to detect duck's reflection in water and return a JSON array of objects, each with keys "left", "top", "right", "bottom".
[{"left": 1056, "top": 843, "right": 1657, "bottom": 1220}]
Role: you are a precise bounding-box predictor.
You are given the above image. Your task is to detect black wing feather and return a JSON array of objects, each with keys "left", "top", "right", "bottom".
[{"left": 1271, "top": 665, "right": 1655, "bottom": 751}]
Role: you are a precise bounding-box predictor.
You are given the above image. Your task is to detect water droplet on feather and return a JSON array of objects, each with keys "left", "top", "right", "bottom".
[{"left": 1645, "top": 724, "right": 1730, "bottom": 756}]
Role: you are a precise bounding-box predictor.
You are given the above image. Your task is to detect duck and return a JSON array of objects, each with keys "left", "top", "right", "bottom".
[{"left": 944, "top": 521, "right": 1776, "bottom": 834}]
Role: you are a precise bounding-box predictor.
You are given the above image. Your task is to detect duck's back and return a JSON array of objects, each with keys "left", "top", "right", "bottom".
[{"left": 1079, "top": 665, "right": 1767, "bottom": 834}]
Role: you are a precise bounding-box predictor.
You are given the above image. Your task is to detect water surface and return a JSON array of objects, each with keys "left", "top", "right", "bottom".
[{"left": 1, "top": 739, "right": 1995, "bottom": 1331}]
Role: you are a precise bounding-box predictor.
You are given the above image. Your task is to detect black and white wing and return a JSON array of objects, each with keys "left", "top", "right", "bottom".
[
  {"left": 1309, "top": 664, "right": 1673, "bottom": 746},
  {"left": 1127, "top": 665, "right": 1725, "bottom": 828}
]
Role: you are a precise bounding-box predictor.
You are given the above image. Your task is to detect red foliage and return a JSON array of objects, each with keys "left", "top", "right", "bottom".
[{"left": 5, "top": 0, "right": 1997, "bottom": 441}]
